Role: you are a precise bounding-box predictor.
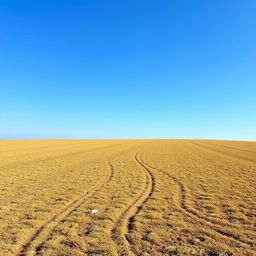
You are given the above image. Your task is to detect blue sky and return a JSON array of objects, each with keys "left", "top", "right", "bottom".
[{"left": 0, "top": 0, "right": 256, "bottom": 140}]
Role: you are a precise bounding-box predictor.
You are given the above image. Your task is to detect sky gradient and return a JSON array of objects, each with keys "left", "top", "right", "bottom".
[{"left": 1, "top": 0, "right": 256, "bottom": 140}]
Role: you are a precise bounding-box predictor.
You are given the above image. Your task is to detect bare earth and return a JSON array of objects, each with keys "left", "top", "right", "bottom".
[{"left": 0, "top": 140, "right": 255, "bottom": 256}]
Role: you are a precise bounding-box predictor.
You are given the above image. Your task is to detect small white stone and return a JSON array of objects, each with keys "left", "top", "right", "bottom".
[{"left": 87, "top": 209, "right": 98, "bottom": 214}]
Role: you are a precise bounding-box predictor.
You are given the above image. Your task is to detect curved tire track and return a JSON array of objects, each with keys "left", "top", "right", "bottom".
[
  {"left": 15, "top": 162, "right": 114, "bottom": 256},
  {"left": 179, "top": 141, "right": 256, "bottom": 232},
  {"left": 110, "top": 152, "right": 155, "bottom": 256},
  {"left": 140, "top": 158, "right": 256, "bottom": 250}
]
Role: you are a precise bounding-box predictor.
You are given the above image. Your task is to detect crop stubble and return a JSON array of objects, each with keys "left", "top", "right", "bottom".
[{"left": 0, "top": 139, "right": 255, "bottom": 255}]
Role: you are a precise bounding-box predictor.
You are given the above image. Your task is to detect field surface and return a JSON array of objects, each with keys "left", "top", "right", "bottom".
[{"left": 0, "top": 140, "right": 255, "bottom": 256}]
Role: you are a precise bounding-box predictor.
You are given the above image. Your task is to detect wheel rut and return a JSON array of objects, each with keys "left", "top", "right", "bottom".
[
  {"left": 15, "top": 162, "right": 114, "bottom": 256},
  {"left": 179, "top": 142, "right": 256, "bottom": 232},
  {"left": 110, "top": 152, "right": 155, "bottom": 256},
  {"left": 140, "top": 158, "right": 256, "bottom": 250}
]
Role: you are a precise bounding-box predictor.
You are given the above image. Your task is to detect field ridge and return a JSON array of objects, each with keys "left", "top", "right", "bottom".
[{"left": 186, "top": 140, "right": 256, "bottom": 164}]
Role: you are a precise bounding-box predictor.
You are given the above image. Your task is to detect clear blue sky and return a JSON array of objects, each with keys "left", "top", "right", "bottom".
[{"left": 1, "top": 0, "right": 256, "bottom": 140}]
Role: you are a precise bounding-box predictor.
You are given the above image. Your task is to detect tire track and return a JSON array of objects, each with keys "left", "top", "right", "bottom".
[
  {"left": 140, "top": 158, "right": 256, "bottom": 250},
  {"left": 128, "top": 154, "right": 156, "bottom": 233},
  {"left": 15, "top": 162, "right": 114, "bottom": 256},
  {"left": 110, "top": 153, "right": 155, "bottom": 256},
  {"left": 178, "top": 142, "right": 256, "bottom": 231},
  {"left": 3, "top": 141, "right": 136, "bottom": 220}
]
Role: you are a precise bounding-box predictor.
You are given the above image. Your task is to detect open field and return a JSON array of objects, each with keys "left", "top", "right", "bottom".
[{"left": 0, "top": 139, "right": 255, "bottom": 256}]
